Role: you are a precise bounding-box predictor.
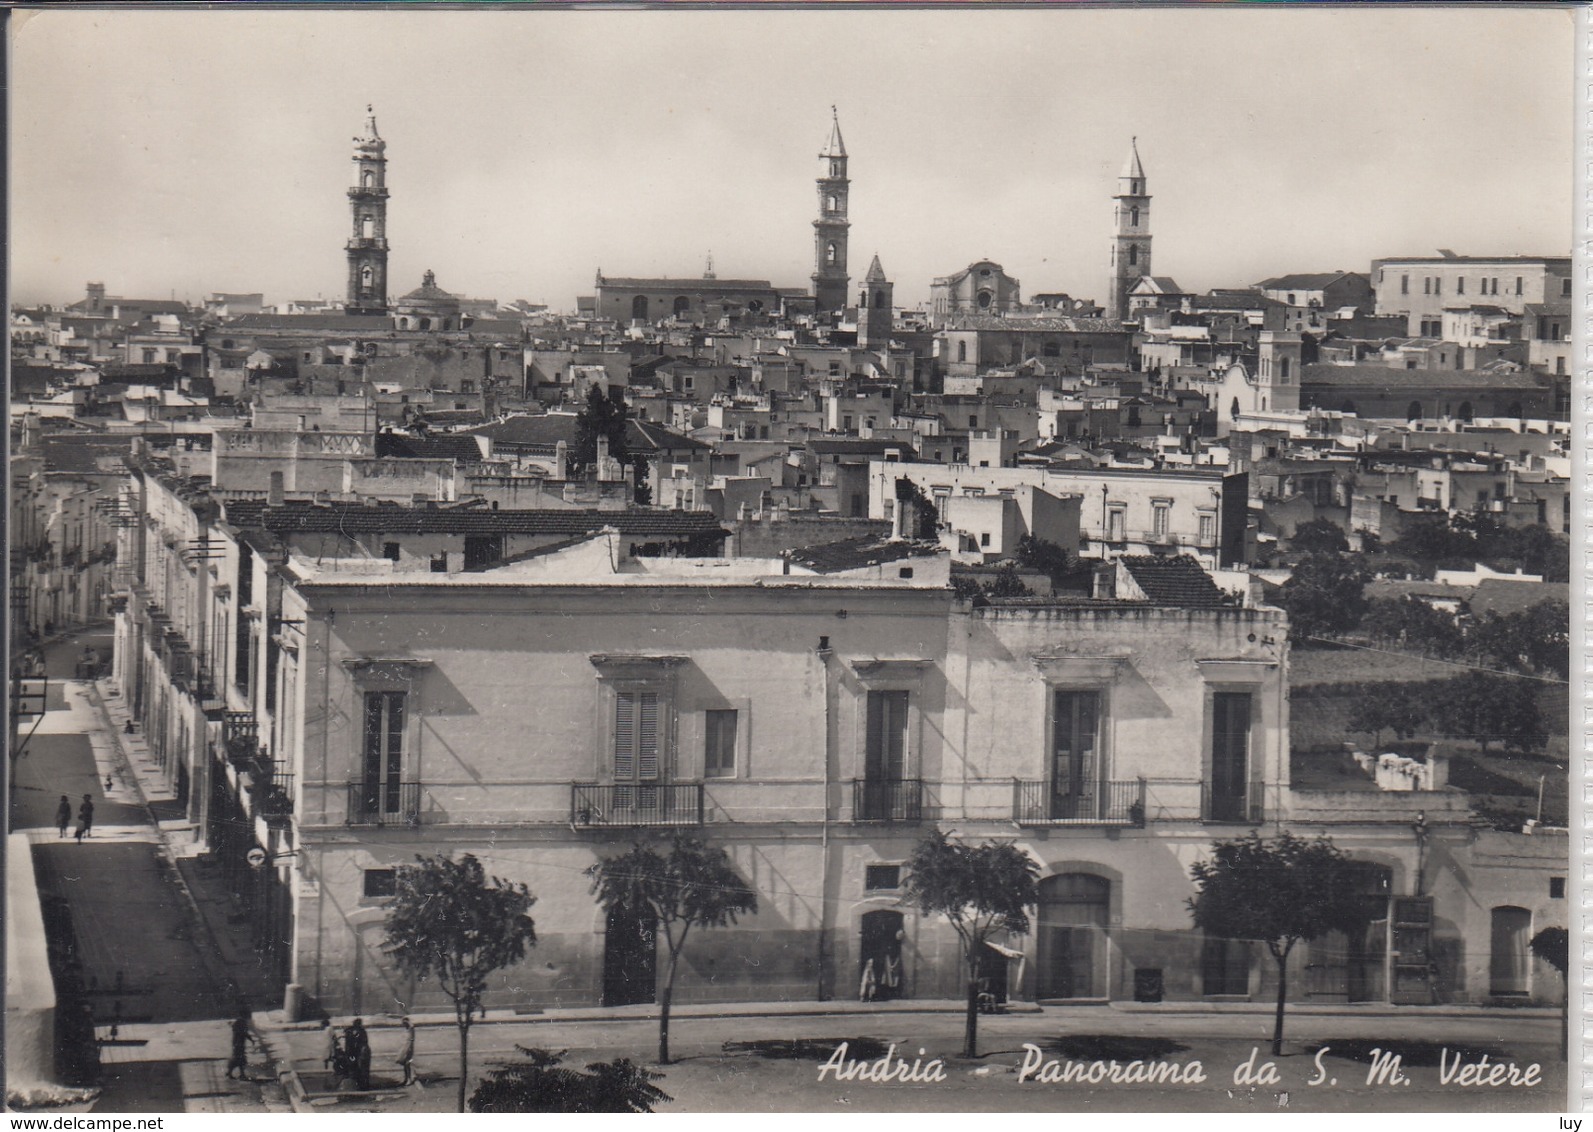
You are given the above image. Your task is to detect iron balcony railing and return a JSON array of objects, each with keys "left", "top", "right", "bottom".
[
  {"left": 571, "top": 782, "right": 703, "bottom": 828},
  {"left": 1012, "top": 778, "right": 1147, "bottom": 826},
  {"left": 1201, "top": 784, "right": 1264, "bottom": 825},
  {"left": 249, "top": 767, "right": 294, "bottom": 821},
  {"left": 346, "top": 781, "right": 421, "bottom": 827},
  {"left": 851, "top": 778, "right": 924, "bottom": 823}
]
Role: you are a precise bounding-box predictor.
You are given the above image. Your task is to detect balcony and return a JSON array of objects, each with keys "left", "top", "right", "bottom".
[
  {"left": 1201, "top": 784, "right": 1264, "bottom": 825},
  {"left": 346, "top": 781, "right": 421, "bottom": 827},
  {"left": 570, "top": 782, "right": 703, "bottom": 828},
  {"left": 1012, "top": 778, "right": 1146, "bottom": 826},
  {"left": 248, "top": 766, "right": 295, "bottom": 825},
  {"left": 223, "top": 712, "right": 258, "bottom": 769},
  {"left": 851, "top": 778, "right": 924, "bottom": 823}
]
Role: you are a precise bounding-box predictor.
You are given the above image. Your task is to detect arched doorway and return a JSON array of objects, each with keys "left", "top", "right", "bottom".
[
  {"left": 1406, "top": 401, "right": 1423, "bottom": 421},
  {"left": 603, "top": 905, "right": 657, "bottom": 1006},
  {"left": 672, "top": 296, "right": 690, "bottom": 318},
  {"left": 1304, "top": 862, "right": 1391, "bottom": 1001},
  {"left": 1036, "top": 874, "right": 1109, "bottom": 1000},
  {"left": 1457, "top": 401, "right": 1473, "bottom": 423},
  {"left": 631, "top": 295, "right": 649, "bottom": 322},
  {"left": 1489, "top": 906, "right": 1531, "bottom": 997},
  {"left": 859, "top": 909, "right": 905, "bottom": 1001}
]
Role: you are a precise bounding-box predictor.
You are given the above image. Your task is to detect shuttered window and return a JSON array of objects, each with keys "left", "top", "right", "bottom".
[
  {"left": 615, "top": 690, "right": 661, "bottom": 782},
  {"left": 865, "top": 690, "right": 908, "bottom": 782}
]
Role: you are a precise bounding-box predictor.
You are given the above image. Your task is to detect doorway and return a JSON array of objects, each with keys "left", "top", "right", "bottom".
[
  {"left": 1304, "top": 862, "right": 1391, "bottom": 1001},
  {"left": 1037, "top": 874, "right": 1109, "bottom": 999},
  {"left": 603, "top": 905, "right": 657, "bottom": 1007},
  {"left": 1489, "top": 906, "right": 1531, "bottom": 997},
  {"left": 859, "top": 909, "right": 905, "bottom": 1001}
]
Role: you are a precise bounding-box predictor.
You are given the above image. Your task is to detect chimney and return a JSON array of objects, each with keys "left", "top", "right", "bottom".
[
  {"left": 555, "top": 440, "right": 568, "bottom": 480},
  {"left": 267, "top": 471, "right": 284, "bottom": 507}
]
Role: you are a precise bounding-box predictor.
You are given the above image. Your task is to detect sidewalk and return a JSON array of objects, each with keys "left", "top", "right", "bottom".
[{"left": 9, "top": 664, "right": 290, "bottom": 1114}]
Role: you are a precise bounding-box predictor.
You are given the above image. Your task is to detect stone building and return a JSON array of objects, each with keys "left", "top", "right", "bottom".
[
  {"left": 1105, "top": 139, "right": 1152, "bottom": 323},
  {"left": 811, "top": 109, "right": 851, "bottom": 315},
  {"left": 345, "top": 108, "right": 390, "bottom": 315},
  {"left": 930, "top": 260, "right": 1022, "bottom": 326}
]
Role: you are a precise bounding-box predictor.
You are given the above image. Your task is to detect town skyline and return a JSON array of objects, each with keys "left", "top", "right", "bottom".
[{"left": 12, "top": 7, "right": 1574, "bottom": 312}]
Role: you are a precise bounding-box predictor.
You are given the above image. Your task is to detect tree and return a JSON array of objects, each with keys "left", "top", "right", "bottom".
[
  {"left": 1278, "top": 553, "right": 1370, "bottom": 640},
  {"left": 570, "top": 385, "right": 631, "bottom": 480},
  {"left": 1529, "top": 926, "right": 1568, "bottom": 1061},
  {"left": 383, "top": 853, "right": 538, "bottom": 1112},
  {"left": 1015, "top": 534, "right": 1073, "bottom": 578},
  {"left": 1347, "top": 682, "right": 1428, "bottom": 746},
  {"left": 894, "top": 477, "right": 940, "bottom": 540},
  {"left": 587, "top": 834, "right": 758, "bottom": 1064},
  {"left": 1468, "top": 601, "right": 1570, "bottom": 680},
  {"left": 1288, "top": 518, "right": 1348, "bottom": 556},
  {"left": 982, "top": 562, "right": 1028, "bottom": 598},
  {"left": 1441, "top": 669, "right": 1547, "bottom": 752},
  {"left": 1362, "top": 595, "right": 1463, "bottom": 656},
  {"left": 900, "top": 828, "right": 1039, "bottom": 1058},
  {"left": 469, "top": 1047, "right": 671, "bottom": 1113},
  {"left": 1188, "top": 832, "right": 1365, "bottom": 1055}
]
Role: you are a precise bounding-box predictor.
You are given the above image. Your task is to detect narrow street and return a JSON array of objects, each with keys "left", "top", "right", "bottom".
[{"left": 9, "top": 627, "right": 288, "bottom": 1113}]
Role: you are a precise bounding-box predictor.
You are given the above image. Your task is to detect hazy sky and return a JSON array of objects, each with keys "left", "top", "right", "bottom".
[{"left": 11, "top": 8, "right": 1575, "bottom": 312}]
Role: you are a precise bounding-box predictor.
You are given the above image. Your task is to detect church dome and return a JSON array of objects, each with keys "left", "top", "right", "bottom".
[{"left": 396, "top": 270, "right": 461, "bottom": 314}]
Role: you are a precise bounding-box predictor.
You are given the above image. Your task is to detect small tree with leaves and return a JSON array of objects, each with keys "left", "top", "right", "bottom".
[
  {"left": 900, "top": 828, "right": 1039, "bottom": 1058},
  {"left": 469, "top": 1047, "right": 671, "bottom": 1112},
  {"left": 1279, "top": 553, "right": 1371, "bottom": 640},
  {"left": 1188, "top": 832, "right": 1364, "bottom": 1055},
  {"left": 1289, "top": 518, "right": 1349, "bottom": 556},
  {"left": 587, "top": 834, "right": 758, "bottom": 1064},
  {"left": 384, "top": 854, "right": 537, "bottom": 1112}
]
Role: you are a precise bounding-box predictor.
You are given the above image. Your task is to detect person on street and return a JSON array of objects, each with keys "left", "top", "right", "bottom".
[
  {"left": 124, "top": 718, "right": 135, "bottom": 735},
  {"left": 396, "top": 1017, "right": 416, "bottom": 1086},
  {"left": 345, "top": 1018, "right": 371, "bottom": 1090},
  {"left": 56, "top": 795, "right": 72, "bottom": 838},
  {"left": 226, "top": 1009, "right": 255, "bottom": 1081},
  {"left": 76, "top": 794, "right": 94, "bottom": 841},
  {"left": 319, "top": 1018, "right": 339, "bottom": 1087}
]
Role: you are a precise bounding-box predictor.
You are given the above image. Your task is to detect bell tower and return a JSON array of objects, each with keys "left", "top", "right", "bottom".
[
  {"left": 858, "top": 255, "right": 893, "bottom": 349},
  {"left": 1106, "top": 137, "right": 1151, "bottom": 324},
  {"left": 346, "top": 106, "right": 389, "bottom": 314},
  {"left": 811, "top": 107, "right": 850, "bottom": 316}
]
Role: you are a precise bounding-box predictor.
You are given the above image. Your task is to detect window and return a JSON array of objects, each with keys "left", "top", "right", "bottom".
[
  {"left": 430, "top": 552, "right": 448, "bottom": 573},
  {"left": 234, "top": 617, "right": 253, "bottom": 693},
  {"left": 1516, "top": 277, "right": 1524, "bottom": 295},
  {"left": 968, "top": 415, "right": 978, "bottom": 428},
  {"left": 1423, "top": 278, "right": 1431, "bottom": 295},
  {"left": 1561, "top": 278, "right": 1572, "bottom": 297},
  {"left": 980, "top": 532, "right": 991, "bottom": 547},
  {"left": 361, "top": 216, "right": 375, "bottom": 239},
  {"left": 1400, "top": 275, "right": 1409, "bottom": 295},
  {"left": 1127, "top": 245, "right": 1138, "bottom": 267},
  {"left": 1129, "top": 206, "right": 1139, "bottom": 227},
  {"left": 865, "top": 864, "right": 902, "bottom": 891},
  {"left": 383, "top": 542, "right": 401, "bottom": 562},
  {"left": 1550, "top": 877, "right": 1565, "bottom": 899},
  {"left": 1208, "top": 692, "right": 1251, "bottom": 821},
  {"left": 614, "top": 689, "right": 661, "bottom": 785},
  {"left": 1279, "top": 356, "right": 1290, "bottom": 381},
  {"left": 826, "top": 242, "right": 838, "bottom": 266},
  {"left": 361, "top": 690, "right": 406, "bottom": 815},
  {"left": 1197, "top": 512, "right": 1216, "bottom": 547},
  {"left": 1152, "top": 502, "right": 1171, "bottom": 542},
  {"left": 865, "top": 690, "right": 908, "bottom": 784},
  {"left": 704, "top": 709, "right": 737, "bottom": 778},
  {"left": 1456, "top": 278, "right": 1464, "bottom": 295},
  {"left": 363, "top": 869, "right": 397, "bottom": 898},
  {"left": 1107, "top": 506, "right": 1126, "bottom": 542},
  {"left": 1051, "top": 691, "right": 1100, "bottom": 818},
  {"left": 957, "top": 342, "right": 967, "bottom": 363}
]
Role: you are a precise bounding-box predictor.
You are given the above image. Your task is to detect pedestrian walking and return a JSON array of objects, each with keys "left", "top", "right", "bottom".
[
  {"left": 56, "top": 795, "right": 72, "bottom": 838},
  {"left": 124, "top": 718, "right": 135, "bottom": 735},
  {"left": 396, "top": 1017, "right": 416, "bottom": 1086},
  {"left": 344, "top": 1018, "right": 371, "bottom": 1090},
  {"left": 76, "top": 794, "right": 94, "bottom": 841},
  {"left": 225, "top": 1009, "right": 255, "bottom": 1080},
  {"left": 859, "top": 957, "right": 877, "bottom": 1002}
]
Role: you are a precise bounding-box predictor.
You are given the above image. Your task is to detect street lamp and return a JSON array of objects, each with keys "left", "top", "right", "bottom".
[{"left": 1411, "top": 810, "right": 1428, "bottom": 896}]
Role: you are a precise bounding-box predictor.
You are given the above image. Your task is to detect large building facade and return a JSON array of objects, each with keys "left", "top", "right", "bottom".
[{"left": 1369, "top": 254, "right": 1572, "bottom": 337}]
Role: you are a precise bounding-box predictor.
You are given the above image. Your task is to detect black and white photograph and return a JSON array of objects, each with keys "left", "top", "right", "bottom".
[{"left": 4, "top": 5, "right": 1579, "bottom": 1117}]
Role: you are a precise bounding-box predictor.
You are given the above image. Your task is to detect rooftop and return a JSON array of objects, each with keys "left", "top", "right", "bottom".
[{"left": 1119, "top": 555, "right": 1230, "bottom": 608}]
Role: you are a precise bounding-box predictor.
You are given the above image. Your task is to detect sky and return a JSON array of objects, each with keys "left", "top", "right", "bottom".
[{"left": 10, "top": 7, "right": 1576, "bottom": 313}]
